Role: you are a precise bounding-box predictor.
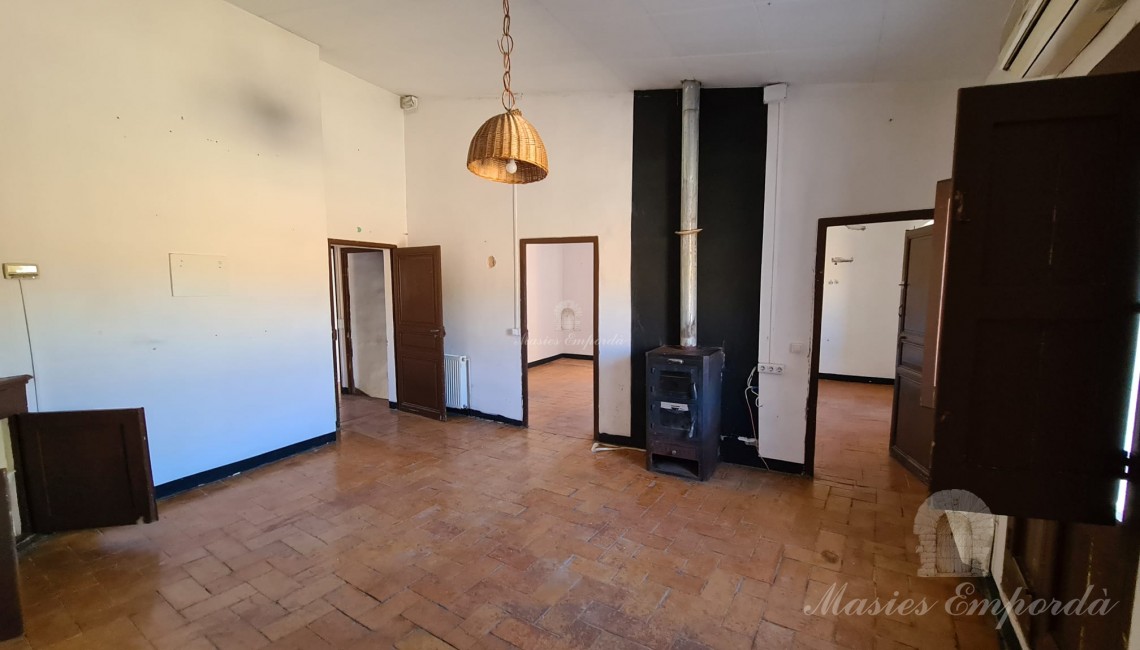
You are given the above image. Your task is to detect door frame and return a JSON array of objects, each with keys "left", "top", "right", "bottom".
[
  {"left": 519, "top": 237, "right": 600, "bottom": 437},
  {"left": 327, "top": 239, "right": 396, "bottom": 428},
  {"left": 804, "top": 209, "right": 932, "bottom": 476}
]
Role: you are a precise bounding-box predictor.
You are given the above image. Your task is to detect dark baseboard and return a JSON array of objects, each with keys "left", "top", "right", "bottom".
[
  {"left": 747, "top": 457, "right": 805, "bottom": 474},
  {"left": 155, "top": 432, "right": 336, "bottom": 499},
  {"left": 447, "top": 407, "right": 524, "bottom": 427},
  {"left": 389, "top": 399, "right": 519, "bottom": 424},
  {"left": 527, "top": 353, "right": 595, "bottom": 368},
  {"left": 723, "top": 435, "right": 806, "bottom": 473},
  {"left": 819, "top": 373, "right": 894, "bottom": 385},
  {"left": 982, "top": 577, "right": 1023, "bottom": 649},
  {"left": 597, "top": 432, "right": 640, "bottom": 448},
  {"left": 595, "top": 433, "right": 805, "bottom": 475},
  {"left": 15, "top": 534, "right": 41, "bottom": 553},
  {"left": 889, "top": 447, "right": 931, "bottom": 484}
]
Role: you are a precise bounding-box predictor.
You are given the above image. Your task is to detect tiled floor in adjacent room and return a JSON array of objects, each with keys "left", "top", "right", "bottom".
[
  {"left": 1, "top": 377, "right": 1000, "bottom": 649},
  {"left": 527, "top": 359, "right": 594, "bottom": 440}
]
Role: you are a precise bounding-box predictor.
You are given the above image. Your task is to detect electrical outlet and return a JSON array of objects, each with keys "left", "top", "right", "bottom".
[{"left": 757, "top": 363, "right": 784, "bottom": 375}]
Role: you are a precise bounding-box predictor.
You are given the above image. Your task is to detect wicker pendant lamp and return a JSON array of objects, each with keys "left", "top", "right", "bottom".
[{"left": 467, "top": 0, "right": 548, "bottom": 184}]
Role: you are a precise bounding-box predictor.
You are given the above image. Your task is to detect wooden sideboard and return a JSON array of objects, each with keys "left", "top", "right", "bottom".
[{"left": 0, "top": 375, "right": 30, "bottom": 641}]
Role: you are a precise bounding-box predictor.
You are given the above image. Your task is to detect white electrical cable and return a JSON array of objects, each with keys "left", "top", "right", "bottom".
[
  {"left": 512, "top": 185, "right": 520, "bottom": 330},
  {"left": 744, "top": 366, "right": 770, "bottom": 471},
  {"left": 17, "top": 279, "right": 41, "bottom": 411}
]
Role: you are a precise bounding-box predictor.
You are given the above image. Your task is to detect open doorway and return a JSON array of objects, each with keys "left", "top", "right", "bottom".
[
  {"left": 520, "top": 237, "right": 599, "bottom": 439},
  {"left": 805, "top": 210, "right": 934, "bottom": 483},
  {"left": 328, "top": 239, "right": 397, "bottom": 428}
]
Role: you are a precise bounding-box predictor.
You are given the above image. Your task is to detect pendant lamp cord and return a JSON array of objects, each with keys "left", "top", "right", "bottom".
[{"left": 499, "top": 0, "right": 516, "bottom": 112}]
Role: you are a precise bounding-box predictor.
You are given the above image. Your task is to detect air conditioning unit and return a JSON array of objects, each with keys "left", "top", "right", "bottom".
[{"left": 998, "top": 0, "right": 1126, "bottom": 78}]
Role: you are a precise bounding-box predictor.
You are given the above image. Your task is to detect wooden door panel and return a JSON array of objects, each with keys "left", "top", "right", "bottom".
[
  {"left": 898, "top": 340, "right": 924, "bottom": 373},
  {"left": 893, "top": 372, "right": 933, "bottom": 473},
  {"left": 930, "top": 72, "right": 1140, "bottom": 524},
  {"left": 392, "top": 246, "right": 446, "bottom": 420},
  {"left": 900, "top": 231, "right": 932, "bottom": 339},
  {"left": 395, "top": 255, "right": 441, "bottom": 324},
  {"left": 890, "top": 225, "right": 935, "bottom": 481},
  {"left": 13, "top": 409, "right": 157, "bottom": 533}
]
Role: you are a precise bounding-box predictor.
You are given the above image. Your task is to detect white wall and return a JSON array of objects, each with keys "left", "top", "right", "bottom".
[
  {"left": 561, "top": 243, "right": 595, "bottom": 357},
  {"left": 405, "top": 93, "right": 632, "bottom": 434},
  {"left": 525, "top": 242, "right": 595, "bottom": 364},
  {"left": 819, "top": 220, "right": 929, "bottom": 379},
  {"left": 320, "top": 62, "right": 408, "bottom": 245},
  {"left": 347, "top": 251, "right": 389, "bottom": 399},
  {"left": 525, "top": 245, "right": 566, "bottom": 364},
  {"left": 0, "top": 0, "right": 338, "bottom": 485},
  {"left": 757, "top": 80, "right": 963, "bottom": 463}
]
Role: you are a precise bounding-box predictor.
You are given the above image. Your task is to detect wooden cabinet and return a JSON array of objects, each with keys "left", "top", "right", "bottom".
[
  {"left": 0, "top": 375, "right": 30, "bottom": 642},
  {"left": 0, "top": 374, "right": 159, "bottom": 642}
]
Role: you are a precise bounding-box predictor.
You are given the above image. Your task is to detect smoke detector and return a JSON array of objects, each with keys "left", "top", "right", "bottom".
[{"left": 400, "top": 95, "right": 419, "bottom": 110}]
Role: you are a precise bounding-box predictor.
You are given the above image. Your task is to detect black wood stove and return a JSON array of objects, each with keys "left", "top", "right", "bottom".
[{"left": 645, "top": 345, "right": 724, "bottom": 481}]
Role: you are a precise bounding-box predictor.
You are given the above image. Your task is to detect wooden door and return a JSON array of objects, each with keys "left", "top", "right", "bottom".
[
  {"left": 929, "top": 71, "right": 1140, "bottom": 524},
  {"left": 889, "top": 225, "right": 935, "bottom": 481},
  {"left": 392, "top": 246, "right": 447, "bottom": 420},
  {"left": 12, "top": 409, "right": 157, "bottom": 533}
]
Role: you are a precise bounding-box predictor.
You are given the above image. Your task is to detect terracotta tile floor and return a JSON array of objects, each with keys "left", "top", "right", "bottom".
[
  {"left": 527, "top": 359, "right": 594, "bottom": 440},
  {"left": 1, "top": 379, "right": 1000, "bottom": 649}
]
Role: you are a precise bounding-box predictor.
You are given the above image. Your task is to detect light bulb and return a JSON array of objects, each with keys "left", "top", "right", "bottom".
[{"left": 505, "top": 159, "right": 518, "bottom": 174}]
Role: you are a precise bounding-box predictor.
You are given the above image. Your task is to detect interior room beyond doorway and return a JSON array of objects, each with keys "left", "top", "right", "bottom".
[
  {"left": 521, "top": 238, "right": 599, "bottom": 439},
  {"left": 329, "top": 241, "right": 397, "bottom": 426}
]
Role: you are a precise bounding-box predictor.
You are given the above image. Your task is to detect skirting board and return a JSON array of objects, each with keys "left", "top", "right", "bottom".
[
  {"left": 597, "top": 433, "right": 805, "bottom": 475},
  {"left": 819, "top": 373, "right": 894, "bottom": 385},
  {"left": 154, "top": 432, "right": 336, "bottom": 499},
  {"left": 447, "top": 407, "right": 524, "bottom": 427},
  {"left": 527, "top": 353, "right": 594, "bottom": 368}
]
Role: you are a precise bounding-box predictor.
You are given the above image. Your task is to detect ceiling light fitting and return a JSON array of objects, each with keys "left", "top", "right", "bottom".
[{"left": 466, "top": 0, "right": 548, "bottom": 184}]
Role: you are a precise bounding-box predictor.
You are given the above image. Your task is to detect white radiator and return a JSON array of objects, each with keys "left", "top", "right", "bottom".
[{"left": 444, "top": 354, "right": 470, "bottom": 409}]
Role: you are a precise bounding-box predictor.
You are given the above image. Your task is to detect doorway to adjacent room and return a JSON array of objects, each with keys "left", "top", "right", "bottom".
[
  {"left": 520, "top": 237, "right": 599, "bottom": 440},
  {"left": 805, "top": 210, "right": 935, "bottom": 484},
  {"left": 328, "top": 240, "right": 397, "bottom": 427}
]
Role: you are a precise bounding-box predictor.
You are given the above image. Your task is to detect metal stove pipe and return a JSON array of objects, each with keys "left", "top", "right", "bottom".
[{"left": 679, "top": 80, "right": 701, "bottom": 348}]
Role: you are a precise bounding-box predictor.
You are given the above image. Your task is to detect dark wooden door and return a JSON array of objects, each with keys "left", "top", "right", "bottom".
[
  {"left": 12, "top": 409, "right": 157, "bottom": 533},
  {"left": 889, "top": 225, "right": 935, "bottom": 481},
  {"left": 392, "top": 246, "right": 447, "bottom": 420},
  {"left": 930, "top": 72, "right": 1140, "bottom": 524}
]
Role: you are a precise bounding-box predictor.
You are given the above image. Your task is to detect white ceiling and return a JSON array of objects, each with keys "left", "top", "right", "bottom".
[{"left": 225, "top": 0, "right": 1016, "bottom": 97}]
